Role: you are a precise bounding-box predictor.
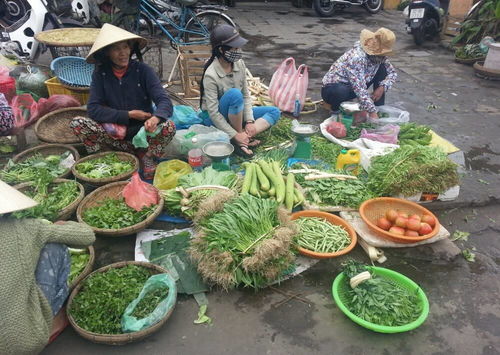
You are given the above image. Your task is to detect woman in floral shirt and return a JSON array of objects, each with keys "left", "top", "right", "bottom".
[{"left": 321, "top": 28, "right": 397, "bottom": 121}]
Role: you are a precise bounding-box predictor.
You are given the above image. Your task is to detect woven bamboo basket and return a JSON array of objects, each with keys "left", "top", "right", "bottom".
[
  {"left": 67, "top": 261, "right": 176, "bottom": 345},
  {"left": 454, "top": 56, "right": 485, "bottom": 65},
  {"left": 12, "top": 144, "right": 80, "bottom": 179},
  {"left": 34, "top": 28, "right": 99, "bottom": 47},
  {"left": 35, "top": 107, "right": 88, "bottom": 144},
  {"left": 72, "top": 152, "right": 139, "bottom": 186},
  {"left": 68, "top": 245, "right": 95, "bottom": 291},
  {"left": 76, "top": 181, "right": 164, "bottom": 237},
  {"left": 13, "top": 178, "right": 85, "bottom": 221}
]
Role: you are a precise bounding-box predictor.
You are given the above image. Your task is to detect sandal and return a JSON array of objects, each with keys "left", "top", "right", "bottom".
[
  {"left": 140, "top": 154, "right": 157, "bottom": 180},
  {"left": 233, "top": 144, "right": 254, "bottom": 158}
]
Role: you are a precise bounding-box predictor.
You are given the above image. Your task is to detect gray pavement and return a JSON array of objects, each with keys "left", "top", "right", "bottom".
[{"left": 40, "top": 3, "right": 500, "bottom": 355}]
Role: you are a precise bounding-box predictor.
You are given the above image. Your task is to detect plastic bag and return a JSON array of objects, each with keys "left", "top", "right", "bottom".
[
  {"left": 121, "top": 273, "right": 177, "bottom": 333},
  {"left": 325, "top": 121, "right": 347, "bottom": 138},
  {"left": 11, "top": 93, "right": 39, "bottom": 131},
  {"left": 16, "top": 66, "right": 50, "bottom": 99},
  {"left": 153, "top": 159, "right": 192, "bottom": 190},
  {"left": 360, "top": 124, "right": 400, "bottom": 144},
  {"left": 123, "top": 172, "right": 159, "bottom": 211},
  {"left": 369, "top": 105, "right": 410, "bottom": 125},
  {"left": 163, "top": 124, "right": 230, "bottom": 158},
  {"left": 0, "top": 93, "right": 14, "bottom": 136},
  {"left": 102, "top": 123, "right": 127, "bottom": 140},
  {"left": 268, "top": 57, "right": 309, "bottom": 113},
  {"left": 0, "top": 66, "right": 16, "bottom": 103},
  {"left": 37, "top": 95, "right": 81, "bottom": 118},
  {"left": 171, "top": 105, "right": 202, "bottom": 129},
  {"left": 132, "top": 125, "right": 162, "bottom": 148}
]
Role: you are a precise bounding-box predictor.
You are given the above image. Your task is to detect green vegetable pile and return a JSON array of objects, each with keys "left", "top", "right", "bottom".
[
  {"left": 295, "top": 217, "right": 351, "bottom": 253},
  {"left": 341, "top": 261, "right": 422, "bottom": 326},
  {"left": 70, "top": 265, "right": 152, "bottom": 334},
  {"left": 311, "top": 136, "right": 343, "bottom": 167},
  {"left": 189, "top": 194, "right": 297, "bottom": 290},
  {"left": 344, "top": 123, "right": 377, "bottom": 141},
  {"left": 131, "top": 287, "right": 169, "bottom": 318},
  {"left": 254, "top": 116, "right": 294, "bottom": 152},
  {"left": 83, "top": 198, "right": 156, "bottom": 229},
  {"left": 398, "top": 123, "right": 432, "bottom": 146},
  {"left": 455, "top": 44, "right": 484, "bottom": 59},
  {"left": 75, "top": 153, "right": 134, "bottom": 179},
  {"left": 68, "top": 249, "right": 90, "bottom": 285},
  {"left": 367, "top": 145, "right": 459, "bottom": 197},
  {"left": 0, "top": 152, "right": 70, "bottom": 184}
]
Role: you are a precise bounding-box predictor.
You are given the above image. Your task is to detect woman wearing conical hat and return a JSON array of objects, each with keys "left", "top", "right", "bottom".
[
  {"left": 70, "top": 24, "right": 175, "bottom": 179},
  {"left": 321, "top": 28, "right": 398, "bottom": 123}
]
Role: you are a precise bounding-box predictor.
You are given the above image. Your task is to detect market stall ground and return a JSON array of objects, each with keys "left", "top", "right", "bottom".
[{"left": 7, "top": 2, "right": 497, "bottom": 354}]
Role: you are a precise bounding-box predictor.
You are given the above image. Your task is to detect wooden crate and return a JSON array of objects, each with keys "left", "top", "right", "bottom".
[
  {"left": 448, "top": 0, "right": 474, "bottom": 17},
  {"left": 177, "top": 44, "right": 212, "bottom": 99}
]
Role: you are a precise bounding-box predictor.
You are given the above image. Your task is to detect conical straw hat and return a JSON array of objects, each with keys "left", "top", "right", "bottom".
[
  {"left": 0, "top": 179, "right": 38, "bottom": 214},
  {"left": 86, "top": 23, "right": 147, "bottom": 64}
]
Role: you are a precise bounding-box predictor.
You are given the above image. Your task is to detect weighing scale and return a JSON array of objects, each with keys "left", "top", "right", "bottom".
[
  {"left": 202, "top": 141, "right": 234, "bottom": 171},
  {"left": 291, "top": 124, "right": 319, "bottom": 159}
]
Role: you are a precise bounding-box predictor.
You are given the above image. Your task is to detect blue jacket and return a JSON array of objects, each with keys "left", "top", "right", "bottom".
[{"left": 87, "top": 60, "right": 173, "bottom": 140}]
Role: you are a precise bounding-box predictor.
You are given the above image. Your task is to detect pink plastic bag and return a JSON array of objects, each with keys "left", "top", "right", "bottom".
[
  {"left": 101, "top": 123, "right": 127, "bottom": 140},
  {"left": 123, "top": 172, "right": 159, "bottom": 211},
  {"left": 325, "top": 121, "right": 347, "bottom": 138},
  {"left": 360, "top": 124, "right": 400, "bottom": 144},
  {"left": 268, "top": 58, "right": 309, "bottom": 113},
  {"left": 37, "top": 95, "right": 81, "bottom": 118},
  {"left": 11, "top": 94, "right": 39, "bottom": 132}
]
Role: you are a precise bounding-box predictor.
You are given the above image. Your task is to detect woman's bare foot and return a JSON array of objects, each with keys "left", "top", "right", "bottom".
[{"left": 49, "top": 307, "right": 69, "bottom": 343}]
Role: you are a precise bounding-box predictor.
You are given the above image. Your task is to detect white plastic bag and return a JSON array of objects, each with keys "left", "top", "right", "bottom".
[
  {"left": 163, "top": 124, "right": 230, "bottom": 158},
  {"left": 370, "top": 105, "right": 410, "bottom": 125}
]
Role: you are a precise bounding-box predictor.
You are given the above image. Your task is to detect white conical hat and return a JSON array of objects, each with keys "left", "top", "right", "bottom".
[
  {"left": 86, "top": 23, "right": 147, "bottom": 64},
  {"left": 0, "top": 180, "right": 38, "bottom": 214}
]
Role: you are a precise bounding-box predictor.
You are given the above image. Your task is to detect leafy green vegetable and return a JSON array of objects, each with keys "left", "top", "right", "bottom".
[
  {"left": 451, "top": 230, "right": 470, "bottom": 242},
  {"left": 455, "top": 44, "right": 484, "bottom": 59},
  {"left": 311, "top": 136, "right": 343, "bottom": 167},
  {"left": 131, "top": 287, "right": 169, "bottom": 318},
  {"left": 462, "top": 248, "right": 476, "bottom": 262},
  {"left": 342, "top": 261, "right": 422, "bottom": 326},
  {"left": 75, "top": 153, "right": 133, "bottom": 179},
  {"left": 70, "top": 265, "right": 151, "bottom": 334},
  {"left": 295, "top": 217, "right": 351, "bottom": 253},
  {"left": 68, "top": 250, "right": 90, "bottom": 285},
  {"left": 82, "top": 198, "right": 156, "bottom": 229},
  {"left": 254, "top": 117, "right": 294, "bottom": 152},
  {"left": 344, "top": 123, "right": 377, "bottom": 141},
  {"left": 398, "top": 123, "right": 432, "bottom": 146}
]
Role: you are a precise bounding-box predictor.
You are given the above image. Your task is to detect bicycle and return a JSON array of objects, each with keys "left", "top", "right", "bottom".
[{"left": 113, "top": 0, "right": 236, "bottom": 49}]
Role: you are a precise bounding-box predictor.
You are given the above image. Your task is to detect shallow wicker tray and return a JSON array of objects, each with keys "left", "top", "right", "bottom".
[
  {"left": 359, "top": 197, "right": 440, "bottom": 244},
  {"left": 12, "top": 144, "right": 80, "bottom": 179},
  {"left": 67, "top": 261, "right": 176, "bottom": 345},
  {"left": 35, "top": 107, "right": 88, "bottom": 144},
  {"left": 454, "top": 56, "right": 485, "bottom": 65},
  {"left": 13, "top": 178, "right": 85, "bottom": 221},
  {"left": 473, "top": 61, "right": 500, "bottom": 80},
  {"left": 76, "top": 181, "right": 164, "bottom": 237},
  {"left": 69, "top": 245, "right": 95, "bottom": 291},
  {"left": 72, "top": 152, "right": 139, "bottom": 186},
  {"left": 34, "top": 28, "right": 100, "bottom": 47}
]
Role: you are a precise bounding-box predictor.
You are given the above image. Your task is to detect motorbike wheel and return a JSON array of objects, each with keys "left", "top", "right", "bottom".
[
  {"left": 2, "top": 0, "right": 27, "bottom": 26},
  {"left": 364, "top": 0, "right": 382, "bottom": 14},
  {"left": 114, "top": 13, "right": 154, "bottom": 38},
  {"left": 312, "top": 0, "right": 336, "bottom": 17},
  {"left": 412, "top": 26, "right": 426, "bottom": 45},
  {"left": 184, "top": 11, "right": 235, "bottom": 46}
]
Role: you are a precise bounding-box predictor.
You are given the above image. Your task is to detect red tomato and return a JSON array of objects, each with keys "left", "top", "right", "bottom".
[
  {"left": 421, "top": 215, "right": 436, "bottom": 227},
  {"left": 386, "top": 209, "right": 399, "bottom": 222},
  {"left": 395, "top": 217, "right": 408, "bottom": 228},
  {"left": 398, "top": 211, "right": 409, "bottom": 219},
  {"left": 377, "top": 217, "right": 392, "bottom": 231},
  {"left": 407, "top": 218, "right": 421, "bottom": 231},
  {"left": 405, "top": 230, "right": 420, "bottom": 237},
  {"left": 419, "top": 222, "right": 433, "bottom": 235},
  {"left": 389, "top": 226, "right": 405, "bottom": 235},
  {"left": 409, "top": 214, "right": 421, "bottom": 222}
]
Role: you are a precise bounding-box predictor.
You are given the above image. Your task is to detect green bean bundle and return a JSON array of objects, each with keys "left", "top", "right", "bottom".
[{"left": 295, "top": 217, "right": 351, "bottom": 253}]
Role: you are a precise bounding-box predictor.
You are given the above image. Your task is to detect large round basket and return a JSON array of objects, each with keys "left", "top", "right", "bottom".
[
  {"left": 332, "top": 266, "right": 429, "bottom": 333},
  {"left": 72, "top": 152, "right": 139, "bottom": 186},
  {"left": 12, "top": 144, "right": 80, "bottom": 179},
  {"left": 68, "top": 245, "right": 95, "bottom": 291},
  {"left": 76, "top": 181, "right": 164, "bottom": 237},
  {"left": 13, "top": 178, "right": 85, "bottom": 221},
  {"left": 291, "top": 210, "right": 357, "bottom": 259},
  {"left": 67, "top": 261, "right": 176, "bottom": 345},
  {"left": 359, "top": 197, "right": 439, "bottom": 244},
  {"left": 34, "top": 107, "right": 88, "bottom": 144},
  {"left": 454, "top": 56, "right": 485, "bottom": 65},
  {"left": 473, "top": 61, "right": 500, "bottom": 80}
]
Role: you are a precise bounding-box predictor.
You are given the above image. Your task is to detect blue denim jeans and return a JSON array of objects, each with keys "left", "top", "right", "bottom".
[
  {"left": 35, "top": 243, "right": 71, "bottom": 315},
  {"left": 203, "top": 88, "right": 281, "bottom": 126}
]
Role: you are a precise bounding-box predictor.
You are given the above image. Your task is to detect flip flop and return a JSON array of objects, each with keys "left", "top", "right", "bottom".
[
  {"left": 248, "top": 139, "right": 261, "bottom": 147},
  {"left": 233, "top": 144, "right": 254, "bottom": 158}
]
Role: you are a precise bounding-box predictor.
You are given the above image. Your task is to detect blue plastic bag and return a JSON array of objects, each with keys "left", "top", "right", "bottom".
[
  {"left": 121, "top": 273, "right": 177, "bottom": 333},
  {"left": 171, "top": 105, "right": 202, "bottom": 129}
]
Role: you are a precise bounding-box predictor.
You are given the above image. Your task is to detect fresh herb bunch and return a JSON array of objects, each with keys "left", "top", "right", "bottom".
[
  {"left": 75, "top": 153, "right": 134, "bottom": 179},
  {"left": 295, "top": 217, "right": 351, "bottom": 253},
  {"left": 0, "top": 152, "right": 70, "bottom": 184},
  {"left": 70, "top": 265, "right": 151, "bottom": 334},
  {"left": 12, "top": 177, "right": 79, "bottom": 221},
  {"left": 83, "top": 198, "right": 156, "bottom": 229},
  {"left": 398, "top": 123, "right": 432, "bottom": 146},
  {"left": 311, "top": 136, "right": 343, "bottom": 167},
  {"left": 68, "top": 249, "right": 90, "bottom": 285},
  {"left": 455, "top": 44, "right": 484, "bottom": 59},
  {"left": 341, "top": 261, "right": 422, "bottom": 326},
  {"left": 131, "top": 287, "right": 169, "bottom": 319},
  {"left": 344, "top": 123, "right": 377, "bottom": 141},
  {"left": 254, "top": 117, "right": 294, "bottom": 152},
  {"left": 367, "top": 145, "right": 459, "bottom": 197}
]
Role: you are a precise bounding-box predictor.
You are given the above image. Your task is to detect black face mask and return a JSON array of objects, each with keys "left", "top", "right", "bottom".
[
  {"left": 222, "top": 48, "right": 243, "bottom": 63},
  {"left": 368, "top": 55, "right": 385, "bottom": 64}
]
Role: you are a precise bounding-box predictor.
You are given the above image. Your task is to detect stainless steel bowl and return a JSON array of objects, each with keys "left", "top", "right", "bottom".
[
  {"left": 202, "top": 141, "right": 234, "bottom": 160},
  {"left": 291, "top": 124, "right": 319, "bottom": 137}
]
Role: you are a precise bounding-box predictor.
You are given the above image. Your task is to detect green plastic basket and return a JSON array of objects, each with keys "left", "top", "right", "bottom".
[{"left": 331, "top": 266, "right": 429, "bottom": 333}]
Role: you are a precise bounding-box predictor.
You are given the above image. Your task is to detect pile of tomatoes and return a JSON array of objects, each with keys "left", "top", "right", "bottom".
[{"left": 376, "top": 209, "right": 437, "bottom": 237}]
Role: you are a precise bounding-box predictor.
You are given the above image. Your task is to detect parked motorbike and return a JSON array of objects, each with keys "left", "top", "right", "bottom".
[
  {"left": 405, "top": 0, "right": 444, "bottom": 45},
  {"left": 312, "top": 0, "right": 382, "bottom": 17}
]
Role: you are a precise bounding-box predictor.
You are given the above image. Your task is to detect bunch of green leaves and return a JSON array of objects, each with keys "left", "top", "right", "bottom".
[
  {"left": 344, "top": 123, "right": 377, "bottom": 141},
  {"left": 253, "top": 148, "right": 290, "bottom": 165},
  {"left": 70, "top": 265, "right": 151, "bottom": 334},
  {"left": 452, "top": 0, "right": 500, "bottom": 45},
  {"left": 295, "top": 217, "right": 351, "bottom": 253},
  {"left": 311, "top": 136, "right": 343, "bottom": 167},
  {"left": 455, "top": 44, "right": 485, "bottom": 59},
  {"left": 131, "top": 287, "right": 169, "bottom": 318},
  {"left": 11, "top": 173, "right": 79, "bottom": 221},
  {"left": 254, "top": 116, "right": 294, "bottom": 152},
  {"left": 82, "top": 198, "right": 156, "bottom": 229},
  {"left": 75, "top": 153, "right": 133, "bottom": 179},
  {"left": 341, "top": 261, "right": 422, "bottom": 326},
  {"left": 367, "top": 145, "right": 459, "bottom": 197},
  {"left": 0, "top": 152, "right": 70, "bottom": 184},
  {"left": 398, "top": 123, "right": 432, "bottom": 146},
  {"left": 68, "top": 249, "right": 90, "bottom": 285}
]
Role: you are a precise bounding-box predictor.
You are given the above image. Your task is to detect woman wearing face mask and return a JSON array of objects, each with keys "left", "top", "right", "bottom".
[
  {"left": 70, "top": 24, "right": 175, "bottom": 179},
  {"left": 199, "top": 24, "right": 280, "bottom": 157},
  {"left": 321, "top": 28, "right": 397, "bottom": 123}
]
